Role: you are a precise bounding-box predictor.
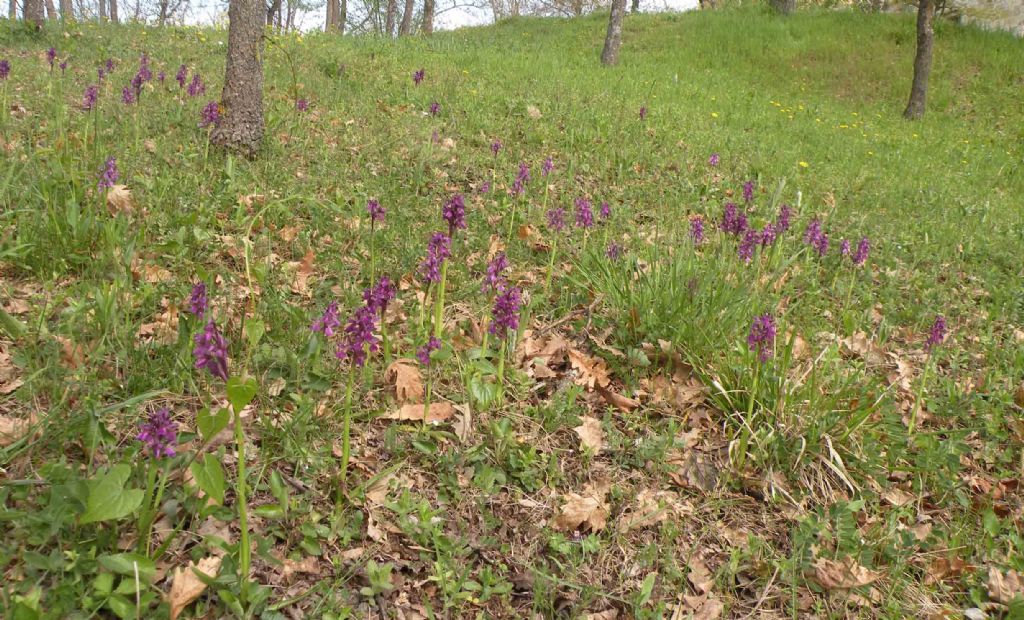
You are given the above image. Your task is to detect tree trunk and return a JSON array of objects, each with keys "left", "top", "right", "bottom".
[
  {"left": 8, "top": 0, "right": 16, "bottom": 19},
  {"left": 698, "top": 0, "right": 716, "bottom": 8},
  {"left": 422, "top": 0, "right": 433, "bottom": 33},
  {"left": 384, "top": 0, "right": 396, "bottom": 36},
  {"left": 211, "top": 0, "right": 265, "bottom": 157},
  {"left": 98, "top": 0, "right": 105, "bottom": 20},
  {"left": 44, "top": 0, "right": 55, "bottom": 18},
  {"left": 769, "top": 0, "right": 794, "bottom": 14},
  {"left": 325, "top": 0, "right": 334, "bottom": 29},
  {"left": 904, "top": 0, "right": 934, "bottom": 119},
  {"left": 60, "top": 0, "right": 72, "bottom": 19},
  {"left": 268, "top": 0, "right": 281, "bottom": 26},
  {"left": 600, "top": 0, "right": 626, "bottom": 65},
  {"left": 398, "top": 0, "right": 412, "bottom": 34},
  {"left": 338, "top": 0, "right": 347, "bottom": 33},
  {"left": 107, "top": 0, "right": 116, "bottom": 22},
  {"left": 24, "top": 0, "right": 44, "bottom": 25},
  {"left": 630, "top": 0, "right": 638, "bottom": 13}
]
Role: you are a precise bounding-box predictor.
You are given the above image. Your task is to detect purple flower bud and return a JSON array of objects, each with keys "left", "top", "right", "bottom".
[
  {"left": 547, "top": 208, "right": 566, "bottom": 233},
  {"left": 335, "top": 305, "right": 380, "bottom": 368},
  {"left": 803, "top": 218, "right": 822, "bottom": 245},
  {"left": 199, "top": 100, "right": 220, "bottom": 128},
  {"left": 575, "top": 197, "right": 594, "bottom": 229},
  {"left": 489, "top": 286, "right": 522, "bottom": 340},
  {"left": 364, "top": 277, "right": 396, "bottom": 317},
  {"left": 690, "top": 216, "right": 705, "bottom": 244},
  {"left": 81, "top": 85, "right": 99, "bottom": 111},
  {"left": 187, "top": 73, "right": 205, "bottom": 97},
  {"left": 742, "top": 180, "right": 754, "bottom": 204},
  {"left": 47, "top": 47, "right": 57, "bottom": 69},
  {"left": 738, "top": 228, "right": 760, "bottom": 264},
  {"left": 0, "top": 59, "right": 11, "bottom": 80},
  {"left": 442, "top": 194, "right": 466, "bottom": 237},
  {"left": 157, "top": 71, "right": 166, "bottom": 83},
  {"left": 479, "top": 181, "right": 491, "bottom": 194},
  {"left": 840, "top": 239, "right": 851, "bottom": 257},
  {"left": 606, "top": 242, "right": 624, "bottom": 260},
  {"left": 59, "top": 60, "right": 67, "bottom": 74},
  {"left": 367, "top": 199, "right": 385, "bottom": 225},
  {"left": 721, "top": 202, "right": 748, "bottom": 236},
  {"left": 105, "top": 58, "right": 116, "bottom": 73},
  {"left": 312, "top": 300, "right": 341, "bottom": 337},
  {"left": 747, "top": 313, "right": 776, "bottom": 362},
  {"left": 542, "top": 157, "right": 554, "bottom": 176},
  {"left": 193, "top": 320, "right": 229, "bottom": 381},
  {"left": 639, "top": 106, "right": 647, "bottom": 121},
  {"left": 97, "top": 66, "right": 106, "bottom": 82},
  {"left": 490, "top": 140, "right": 502, "bottom": 157},
  {"left": 429, "top": 101, "right": 440, "bottom": 115},
  {"left": 419, "top": 232, "right": 451, "bottom": 285},
  {"left": 482, "top": 252, "right": 510, "bottom": 292},
  {"left": 760, "top": 223, "right": 778, "bottom": 248},
  {"left": 776, "top": 204, "right": 793, "bottom": 233},
  {"left": 121, "top": 86, "right": 136, "bottom": 105},
  {"left": 413, "top": 68, "right": 425, "bottom": 85},
  {"left": 599, "top": 201, "right": 611, "bottom": 220},
  {"left": 852, "top": 237, "right": 870, "bottom": 266},
  {"left": 296, "top": 98, "right": 309, "bottom": 112},
  {"left": 926, "top": 315, "right": 947, "bottom": 351},
  {"left": 187, "top": 282, "right": 208, "bottom": 318},
  {"left": 708, "top": 153, "right": 719, "bottom": 167},
  {"left": 97, "top": 156, "right": 119, "bottom": 190},
  {"left": 416, "top": 336, "right": 441, "bottom": 367},
  {"left": 137, "top": 407, "right": 178, "bottom": 459},
  {"left": 813, "top": 232, "right": 829, "bottom": 257},
  {"left": 175, "top": 64, "right": 188, "bottom": 88}
]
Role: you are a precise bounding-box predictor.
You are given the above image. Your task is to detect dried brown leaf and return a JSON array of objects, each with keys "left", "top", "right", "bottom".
[
  {"left": 573, "top": 416, "right": 604, "bottom": 452},
  {"left": 597, "top": 386, "right": 639, "bottom": 411},
  {"left": 988, "top": 567, "right": 1024, "bottom": 605},
  {"left": 106, "top": 184, "right": 134, "bottom": 214},
  {"left": 383, "top": 402, "right": 455, "bottom": 424},
  {"left": 168, "top": 556, "right": 222, "bottom": 620},
  {"left": 385, "top": 360, "right": 424, "bottom": 403},
  {"left": 810, "top": 557, "right": 880, "bottom": 590},
  {"left": 568, "top": 348, "right": 611, "bottom": 390}
]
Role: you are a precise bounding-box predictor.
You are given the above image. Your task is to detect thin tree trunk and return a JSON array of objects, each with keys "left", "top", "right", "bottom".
[
  {"left": 60, "top": 0, "right": 72, "bottom": 19},
  {"left": 107, "top": 0, "right": 116, "bottom": 22},
  {"left": 384, "top": 0, "right": 396, "bottom": 36},
  {"left": 325, "top": 0, "right": 334, "bottom": 29},
  {"left": 44, "top": 0, "right": 55, "bottom": 18},
  {"left": 98, "top": 0, "right": 105, "bottom": 20},
  {"left": 8, "top": 0, "right": 16, "bottom": 19},
  {"left": 422, "top": 0, "right": 433, "bottom": 33},
  {"left": 24, "top": 0, "right": 44, "bottom": 25},
  {"left": 338, "top": 0, "right": 346, "bottom": 33},
  {"left": 600, "top": 0, "right": 626, "bottom": 65},
  {"left": 268, "top": 0, "right": 281, "bottom": 26},
  {"left": 904, "top": 0, "right": 934, "bottom": 119},
  {"left": 398, "top": 0, "right": 412, "bottom": 34},
  {"left": 211, "top": 0, "right": 265, "bottom": 157},
  {"left": 630, "top": 0, "right": 638, "bottom": 13}
]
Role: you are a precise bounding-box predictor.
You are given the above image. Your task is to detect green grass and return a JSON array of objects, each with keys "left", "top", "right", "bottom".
[{"left": 1, "top": 7, "right": 1023, "bottom": 618}]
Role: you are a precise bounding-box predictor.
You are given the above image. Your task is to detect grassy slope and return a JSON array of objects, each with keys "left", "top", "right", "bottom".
[{"left": 1, "top": 7, "right": 1023, "bottom": 619}]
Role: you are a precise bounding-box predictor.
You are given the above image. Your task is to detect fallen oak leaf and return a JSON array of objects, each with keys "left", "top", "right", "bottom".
[
  {"left": 809, "top": 557, "right": 881, "bottom": 590},
  {"left": 383, "top": 402, "right": 455, "bottom": 424},
  {"left": 0, "top": 413, "right": 36, "bottom": 446},
  {"left": 106, "top": 184, "right": 134, "bottom": 214},
  {"left": 573, "top": 416, "right": 604, "bottom": 452},
  {"left": 597, "top": 386, "right": 638, "bottom": 411},
  {"left": 168, "top": 556, "right": 222, "bottom": 620},
  {"left": 988, "top": 567, "right": 1024, "bottom": 605},
  {"left": 568, "top": 348, "right": 611, "bottom": 390},
  {"left": 384, "top": 360, "right": 424, "bottom": 403}
]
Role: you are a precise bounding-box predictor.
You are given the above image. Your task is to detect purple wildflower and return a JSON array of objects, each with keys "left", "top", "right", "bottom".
[
  {"left": 59, "top": 61, "right": 67, "bottom": 74},
  {"left": 760, "top": 222, "right": 778, "bottom": 248},
  {"left": 442, "top": 194, "right": 466, "bottom": 236},
  {"left": 431, "top": 129, "right": 440, "bottom": 144},
  {"left": 690, "top": 216, "right": 705, "bottom": 244},
  {"left": 482, "top": 252, "right": 510, "bottom": 292},
  {"left": 599, "top": 201, "right": 611, "bottom": 220},
  {"left": 776, "top": 204, "right": 793, "bottom": 233},
  {"left": 926, "top": 315, "right": 947, "bottom": 351},
  {"left": 606, "top": 243, "right": 624, "bottom": 260},
  {"left": 813, "top": 232, "right": 829, "bottom": 257},
  {"left": 547, "top": 208, "right": 566, "bottom": 233},
  {"left": 721, "top": 202, "right": 748, "bottom": 235},
  {"left": 199, "top": 100, "right": 220, "bottom": 128},
  {"left": 542, "top": 157, "right": 554, "bottom": 176},
  {"left": 47, "top": 48, "right": 57, "bottom": 70},
  {"left": 187, "top": 282, "right": 208, "bottom": 318},
  {"left": 175, "top": 64, "right": 188, "bottom": 88},
  {"left": 853, "top": 237, "right": 870, "bottom": 266},
  {"left": 157, "top": 71, "right": 166, "bottom": 83},
  {"left": 738, "top": 228, "right": 760, "bottom": 264},
  {"left": 708, "top": 153, "right": 720, "bottom": 167},
  {"left": 97, "top": 156, "right": 119, "bottom": 190},
  {"left": 803, "top": 218, "right": 822, "bottom": 245},
  {"left": 491, "top": 140, "right": 502, "bottom": 157},
  {"left": 335, "top": 306, "right": 380, "bottom": 368},
  {"left": 840, "top": 239, "right": 851, "bottom": 257},
  {"left": 488, "top": 286, "right": 522, "bottom": 340},
  {"left": 416, "top": 336, "right": 441, "bottom": 367},
  {"left": 137, "top": 408, "right": 178, "bottom": 459},
  {"left": 97, "top": 66, "right": 106, "bottom": 82},
  {"left": 747, "top": 313, "right": 777, "bottom": 362},
  {"left": 429, "top": 101, "right": 440, "bottom": 115},
  {"left": 1, "top": 59, "right": 11, "bottom": 80},
  {"left": 510, "top": 162, "right": 530, "bottom": 197},
  {"left": 367, "top": 199, "right": 385, "bottom": 226},
  {"left": 105, "top": 58, "right": 116, "bottom": 73},
  {"left": 419, "top": 232, "right": 452, "bottom": 284},
  {"left": 131, "top": 74, "right": 145, "bottom": 98},
  {"left": 639, "top": 106, "right": 647, "bottom": 120},
  {"left": 121, "top": 86, "right": 136, "bottom": 105},
  {"left": 136, "top": 54, "right": 152, "bottom": 83},
  {"left": 193, "top": 320, "right": 229, "bottom": 381},
  {"left": 81, "top": 85, "right": 99, "bottom": 111},
  {"left": 413, "top": 68, "right": 424, "bottom": 85},
  {"left": 575, "top": 197, "right": 594, "bottom": 229},
  {"left": 363, "top": 277, "right": 396, "bottom": 317},
  {"left": 296, "top": 98, "right": 309, "bottom": 112},
  {"left": 312, "top": 300, "right": 341, "bottom": 337},
  {"left": 479, "top": 181, "right": 491, "bottom": 194},
  {"left": 187, "top": 73, "right": 205, "bottom": 97},
  {"left": 742, "top": 180, "right": 754, "bottom": 204}
]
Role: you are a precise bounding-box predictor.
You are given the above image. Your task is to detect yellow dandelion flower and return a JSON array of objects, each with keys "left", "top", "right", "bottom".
[
  {"left": 799, "top": 161, "right": 809, "bottom": 168},
  {"left": 711, "top": 112, "right": 719, "bottom": 118}
]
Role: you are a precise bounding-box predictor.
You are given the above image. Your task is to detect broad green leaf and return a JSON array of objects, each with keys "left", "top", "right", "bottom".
[
  {"left": 98, "top": 553, "right": 156, "bottom": 583},
  {"left": 80, "top": 465, "right": 145, "bottom": 525},
  {"left": 269, "top": 470, "right": 289, "bottom": 513},
  {"left": 197, "top": 407, "right": 230, "bottom": 442},
  {"left": 189, "top": 455, "right": 226, "bottom": 505},
  {"left": 226, "top": 376, "right": 258, "bottom": 413},
  {"left": 92, "top": 573, "right": 114, "bottom": 596},
  {"left": 253, "top": 504, "right": 284, "bottom": 519},
  {"left": 244, "top": 319, "right": 266, "bottom": 349}
]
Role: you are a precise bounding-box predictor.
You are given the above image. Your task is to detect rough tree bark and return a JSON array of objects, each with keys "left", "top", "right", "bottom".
[
  {"left": 384, "top": 0, "right": 396, "bottom": 35},
  {"left": 210, "top": 0, "right": 265, "bottom": 157},
  {"left": 268, "top": 0, "right": 282, "bottom": 26},
  {"left": 325, "top": 0, "right": 334, "bottom": 29},
  {"left": 44, "top": 0, "right": 55, "bottom": 19},
  {"left": 24, "top": 0, "right": 44, "bottom": 26},
  {"left": 600, "top": 0, "right": 626, "bottom": 65},
  {"left": 422, "top": 0, "right": 433, "bottom": 33},
  {"left": 108, "top": 0, "right": 116, "bottom": 22},
  {"left": 398, "top": 0, "right": 413, "bottom": 34},
  {"left": 8, "top": 0, "right": 16, "bottom": 19},
  {"left": 338, "top": 0, "right": 347, "bottom": 34},
  {"left": 904, "top": 0, "right": 934, "bottom": 119},
  {"left": 98, "top": 0, "right": 105, "bottom": 20},
  {"left": 60, "top": 0, "right": 72, "bottom": 19}
]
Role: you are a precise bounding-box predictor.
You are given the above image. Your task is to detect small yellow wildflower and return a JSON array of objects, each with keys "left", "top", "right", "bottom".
[
  {"left": 711, "top": 112, "right": 718, "bottom": 118},
  {"left": 799, "top": 161, "right": 809, "bottom": 168}
]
